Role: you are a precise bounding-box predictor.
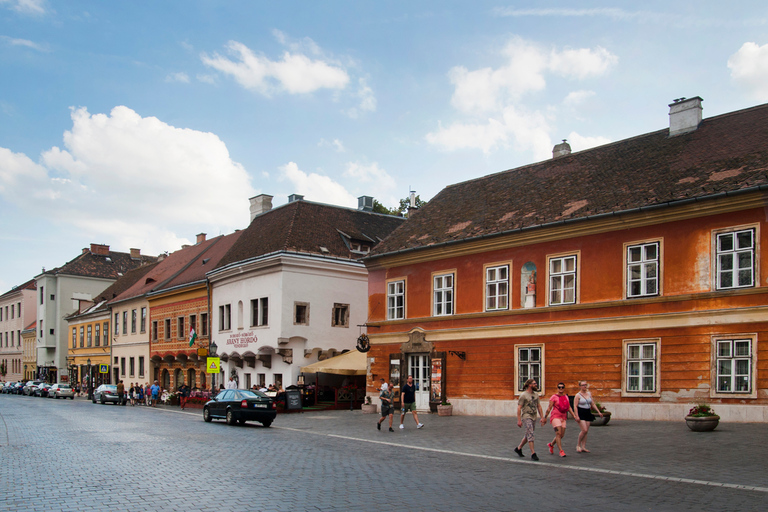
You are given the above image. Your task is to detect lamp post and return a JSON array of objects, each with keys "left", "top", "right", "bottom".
[
  {"left": 24, "top": 364, "right": 27, "bottom": 381},
  {"left": 209, "top": 341, "right": 217, "bottom": 393},
  {"left": 87, "top": 358, "right": 93, "bottom": 401}
]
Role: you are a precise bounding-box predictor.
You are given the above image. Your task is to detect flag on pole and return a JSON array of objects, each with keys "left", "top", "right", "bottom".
[{"left": 189, "top": 327, "right": 197, "bottom": 347}]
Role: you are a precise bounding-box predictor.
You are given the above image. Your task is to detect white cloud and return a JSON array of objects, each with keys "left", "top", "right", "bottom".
[
  {"left": 345, "top": 77, "right": 377, "bottom": 118},
  {"left": 493, "top": 7, "right": 650, "bottom": 21},
  {"left": 318, "top": 138, "right": 346, "bottom": 152},
  {"left": 342, "top": 162, "right": 396, "bottom": 191},
  {"left": 0, "top": 106, "right": 256, "bottom": 255},
  {"left": 279, "top": 161, "right": 357, "bottom": 207},
  {"left": 165, "top": 72, "right": 190, "bottom": 83},
  {"left": 566, "top": 131, "right": 612, "bottom": 152},
  {"left": 0, "top": 0, "right": 46, "bottom": 15},
  {"left": 201, "top": 40, "right": 349, "bottom": 96},
  {"left": 728, "top": 42, "right": 768, "bottom": 101},
  {"left": 196, "top": 73, "right": 216, "bottom": 84},
  {"left": 425, "top": 118, "right": 510, "bottom": 154},
  {"left": 0, "top": 35, "right": 47, "bottom": 51},
  {"left": 563, "top": 90, "right": 596, "bottom": 106}
]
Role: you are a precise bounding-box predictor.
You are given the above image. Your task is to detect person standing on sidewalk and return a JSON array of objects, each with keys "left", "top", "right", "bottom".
[
  {"left": 514, "top": 378, "right": 545, "bottom": 461},
  {"left": 150, "top": 380, "right": 161, "bottom": 407},
  {"left": 399, "top": 375, "right": 423, "bottom": 429},
  {"left": 544, "top": 382, "right": 578, "bottom": 457},
  {"left": 116, "top": 380, "right": 126, "bottom": 406},
  {"left": 377, "top": 380, "right": 395, "bottom": 432}
]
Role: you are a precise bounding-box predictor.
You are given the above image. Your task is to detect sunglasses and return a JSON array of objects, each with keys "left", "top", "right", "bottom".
[{"left": 557, "top": 385, "right": 565, "bottom": 389}]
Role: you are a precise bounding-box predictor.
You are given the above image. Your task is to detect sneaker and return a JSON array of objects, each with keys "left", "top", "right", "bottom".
[
  {"left": 514, "top": 447, "right": 524, "bottom": 458},
  {"left": 389, "top": 427, "right": 394, "bottom": 432},
  {"left": 399, "top": 424, "right": 404, "bottom": 429},
  {"left": 377, "top": 422, "right": 381, "bottom": 431},
  {"left": 417, "top": 423, "right": 424, "bottom": 429},
  {"left": 559, "top": 450, "right": 567, "bottom": 457},
  {"left": 531, "top": 453, "right": 539, "bottom": 461},
  {"left": 547, "top": 442, "right": 554, "bottom": 454}
]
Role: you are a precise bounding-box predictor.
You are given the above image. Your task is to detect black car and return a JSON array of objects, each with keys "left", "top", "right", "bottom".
[{"left": 203, "top": 389, "right": 276, "bottom": 427}]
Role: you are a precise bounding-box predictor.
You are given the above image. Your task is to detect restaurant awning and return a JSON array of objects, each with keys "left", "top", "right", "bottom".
[{"left": 300, "top": 350, "right": 366, "bottom": 376}]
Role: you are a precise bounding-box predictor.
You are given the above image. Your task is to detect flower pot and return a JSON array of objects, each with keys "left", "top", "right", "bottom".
[
  {"left": 685, "top": 415, "right": 720, "bottom": 431},
  {"left": 590, "top": 411, "right": 611, "bottom": 426},
  {"left": 361, "top": 403, "right": 378, "bottom": 414},
  {"left": 429, "top": 402, "right": 438, "bottom": 413},
  {"left": 437, "top": 404, "right": 453, "bottom": 416}
]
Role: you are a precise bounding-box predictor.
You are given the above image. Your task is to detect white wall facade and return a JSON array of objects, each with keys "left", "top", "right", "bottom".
[{"left": 110, "top": 297, "right": 151, "bottom": 386}]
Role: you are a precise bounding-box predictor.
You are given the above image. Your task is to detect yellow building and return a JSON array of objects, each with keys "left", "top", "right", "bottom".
[
  {"left": 66, "top": 303, "right": 111, "bottom": 391},
  {"left": 22, "top": 321, "right": 36, "bottom": 381}
]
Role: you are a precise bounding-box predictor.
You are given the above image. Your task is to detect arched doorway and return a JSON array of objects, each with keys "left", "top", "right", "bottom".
[
  {"left": 199, "top": 372, "right": 206, "bottom": 390},
  {"left": 187, "top": 368, "right": 196, "bottom": 389},
  {"left": 161, "top": 369, "right": 170, "bottom": 390},
  {"left": 174, "top": 368, "right": 183, "bottom": 390}
]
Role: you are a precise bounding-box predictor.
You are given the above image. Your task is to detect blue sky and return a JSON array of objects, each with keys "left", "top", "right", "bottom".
[{"left": 1, "top": 1, "right": 768, "bottom": 292}]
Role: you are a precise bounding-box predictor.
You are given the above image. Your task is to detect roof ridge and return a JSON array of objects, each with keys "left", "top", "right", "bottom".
[{"left": 151, "top": 235, "right": 225, "bottom": 292}]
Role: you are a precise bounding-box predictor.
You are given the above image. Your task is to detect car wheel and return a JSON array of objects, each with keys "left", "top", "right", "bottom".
[
  {"left": 203, "top": 407, "right": 212, "bottom": 422},
  {"left": 226, "top": 409, "right": 236, "bottom": 425},
  {"left": 55, "top": 394, "right": 59, "bottom": 399},
  {"left": 92, "top": 397, "right": 97, "bottom": 404},
  {"left": 70, "top": 396, "right": 74, "bottom": 400},
  {"left": 261, "top": 420, "right": 273, "bottom": 428},
  {"left": 100, "top": 396, "right": 106, "bottom": 405}
]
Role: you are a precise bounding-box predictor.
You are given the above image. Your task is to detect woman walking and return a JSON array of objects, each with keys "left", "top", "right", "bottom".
[
  {"left": 544, "top": 382, "right": 577, "bottom": 457},
  {"left": 574, "top": 380, "right": 603, "bottom": 453}
]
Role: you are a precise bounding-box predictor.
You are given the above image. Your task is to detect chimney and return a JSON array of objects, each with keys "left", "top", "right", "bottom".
[
  {"left": 90, "top": 243, "right": 110, "bottom": 256},
  {"left": 669, "top": 96, "right": 703, "bottom": 136},
  {"left": 552, "top": 139, "right": 571, "bottom": 159},
  {"left": 249, "top": 194, "right": 273, "bottom": 222},
  {"left": 196, "top": 233, "right": 207, "bottom": 245},
  {"left": 358, "top": 195, "right": 374, "bottom": 212},
  {"left": 82, "top": 248, "right": 89, "bottom": 254},
  {"left": 130, "top": 248, "right": 141, "bottom": 259},
  {"left": 288, "top": 194, "right": 304, "bottom": 203}
]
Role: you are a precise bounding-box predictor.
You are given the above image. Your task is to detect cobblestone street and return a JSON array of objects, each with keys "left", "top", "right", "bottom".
[{"left": 1, "top": 395, "right": 766, "bottom": 511}]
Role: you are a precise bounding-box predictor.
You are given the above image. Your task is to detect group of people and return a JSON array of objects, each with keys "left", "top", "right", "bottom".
[
  {"left": 514, "top": 378, "right": 603, "bottom": 461},
  {"left": 116, "top": 380, "right": 163, "bottom": 407},
  {"left": 376, "top": 375, "right": 424, "bottom": 432}
]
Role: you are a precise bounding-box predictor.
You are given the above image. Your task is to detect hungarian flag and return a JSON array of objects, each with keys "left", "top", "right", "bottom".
[{"left": 189, "top": 328, "right": 197, "bottom": 347}]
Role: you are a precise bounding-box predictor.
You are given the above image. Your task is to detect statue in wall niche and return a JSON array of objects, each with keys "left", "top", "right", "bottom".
[{"left": 521, "top": 262, "right": 537, "bottom": 309}]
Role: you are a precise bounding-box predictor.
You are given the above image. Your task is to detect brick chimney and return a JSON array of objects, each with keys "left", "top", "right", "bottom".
[
  {"left": 669, "top": 96, "right": 702, "bottom": 136},
  {"left": 196, "top": 233, "right": 207, "bottom": 245},
  {"left": 249, "top": 194, "right": 273, "bottom": 222},
  {"left": 130, "top": 248, "right": 141, "bottom": 259},
  {"left": 90, "top": 243, "right": 110, "bottom": 256},
  {"left": 552, "top": 139, "right": 571, "bottom": 159}
]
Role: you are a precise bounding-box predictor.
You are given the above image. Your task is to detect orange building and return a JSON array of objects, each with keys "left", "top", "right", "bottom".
[{"left": 364, "top": 98, "right": 768, "bottom": 421}]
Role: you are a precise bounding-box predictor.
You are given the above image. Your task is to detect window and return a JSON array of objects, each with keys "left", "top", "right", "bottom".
[
  {"left": 714, "top": 337, "right": 754, "bottom": 395},
  {"left": 129, "top": 357, "right": 135, "bottom": 377},
  {"left": 79, "top": 327, "right": 84, "bottom": 348},
  {"left": 71, "top": 328, "right": 76, "bottom": 348},
  {"left": 219, "top": 305, "right": 231, "bottom": 331},
  {"left": 201, "top": 313, "right": 208, "bottom": 336},
  {"left": 516, "top": 345, "right": 542, "bottom": 393},
  {"left": 120, "top": 357, "right": 126, "bottom": 377},
  {"left": 95, "top": 324, "right": 100, "bottom": 346},
  {"left": 332, "top": 303, "right": 349, "bottom": 327},
  {"left": 250, "top": 298, "right": 269, "bottom": 327},
  {"left": 433, "top": 273, "right": 454, "bottom": 316},
  {"left": 294, "top": 302, "right": 309, "bottom": 325},
  {"left": 178, "top": 317, "right": 185, "bottom": 339},
  {"left": 138, "top": 356, "right": 145, "bottom": 378},
  {"left": 627, "top": 242, "right": 660, "bottom": 298},
  {"left": 190, "top": 314, "right": 197, "bottom": 334},
  {"left": 10, "top": 305, "right": 14, "bottom": 318},
  {"left": 164, "top": 319, "right": 171, "bottom": 340},
  {"left": 122, "top": 311, "right": 128, "bottom": 335},
  {"left": 387, "top": 280, "right": 405, "bottom": 320},
  {"left": 114, "top": 313, "right": 119, "bottom": 335},
  {"left": 40, "top": 286, "right": 44, "bottom": 304},
  {"left": 152, "top": 321, "right": 158, "bottom": 341},
  {"left": 131, "top": 309, "right": 137, "bottom": 333},
  {"left": 259, "top": 298, "right": 268, "bottom": 326},
  {"left": 623, "top": 340, "right": 659, "bottom": 395},
  {"left": 549, "top": 255, "right": 577, "bottom": 305},
  {"left": 39, "top": 320, "right": 43, "bottom": 338},
  {"left": 103, "top": 322, "right": 109, "bottom": 346},
  {"left": 50, "top": 294, "right": 55, "bottom": 301},
  {"left": 140, "top": 307, "right": 147, "bottom": 333},
  {"left": 716, "top": 228, "right": 755, "bottom": 290},
  {"left": 87, "top": 325, "right": 92, "bottom": 347},
  {"left": 485, "top": 264, "right": 509, "bottom": 311}
]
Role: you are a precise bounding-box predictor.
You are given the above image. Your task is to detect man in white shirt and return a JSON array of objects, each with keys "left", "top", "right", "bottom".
[{"left": 226, "top": 377, "right": 237, "bottom": 389}]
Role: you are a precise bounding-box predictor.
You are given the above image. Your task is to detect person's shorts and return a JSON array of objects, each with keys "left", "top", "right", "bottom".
[
  {"left": 577, "top": 407, "right": 595, "bottom": 422},
  {"left": 381, "top": 405, "right": 393, "bottom": 416},
  {"left": 550, "top": 417, "right": 566, "bottom": 429},
  {"left": 402, "top": 402, "right": 417, "bottom": 412},
  {"left": 522, "top": 418, "right": 536, "bottom": 442}
]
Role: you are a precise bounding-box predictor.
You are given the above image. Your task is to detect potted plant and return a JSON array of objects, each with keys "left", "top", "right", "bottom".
[
  {"left": 685, "top": 403, "right": 720, "bottom": 431},
  {"left": 590, "top": 402, "right": 611, "bottom": 426},
  {"left": 361, "top": 395, "right": 378, "bottom": 414},
  {"left": 437, "top": 399, "right": 453, "bottom": 416}
]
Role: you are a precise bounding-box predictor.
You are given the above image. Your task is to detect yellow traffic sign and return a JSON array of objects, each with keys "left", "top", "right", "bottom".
[
  {"left": 99, "top": 364, "right": 109, "bottom": 373},
  {"left": 206, "top": 357, "right": 220, "bottom": 374}
]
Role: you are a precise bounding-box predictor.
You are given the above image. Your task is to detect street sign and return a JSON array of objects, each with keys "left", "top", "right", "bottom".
[
  {"left": 206, "top": 357, "right": 220, "bottom": 374},
  {"left": 99, "top": 364, "right": 109, "bottom": 374}
]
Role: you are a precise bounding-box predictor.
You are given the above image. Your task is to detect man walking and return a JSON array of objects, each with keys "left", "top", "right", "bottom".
[
  {"left": 399, "top": 375, "right": 423, "bottom": 429},
  {"left": 514, "top": 378, "right": 545, "bottom": 461},
  {"left": 116, "top": 380, "right": 125, "bottom": 406},
  {"left": 376, "top": 380, "right": 395, "bottom": 432}
]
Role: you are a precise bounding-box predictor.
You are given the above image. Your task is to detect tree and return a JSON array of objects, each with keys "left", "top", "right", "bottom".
[{"left": 372, "top": 195, "right": 427, "bottom": 217}]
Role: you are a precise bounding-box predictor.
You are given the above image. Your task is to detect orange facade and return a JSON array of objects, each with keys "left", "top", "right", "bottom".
[{"left": 366, "top": 199, "right": 768, "bottom": 418}]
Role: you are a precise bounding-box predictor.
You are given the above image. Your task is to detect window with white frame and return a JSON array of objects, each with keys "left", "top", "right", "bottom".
[
  {"left": 517, "top": 346, "right": 541, "bottom": 392},
  {"left": 486, "top": 265, "right": 509, "bottom": 311},
  {"left": 122, "top": 311, "right": 128, "bottom": 335},
  {"left": 387, "top": 280, "right": 405, "bottom": 320},
  {"left": 95, "top": 324, "right": 100, "bottom": 346},
  {"left": 627, "top": 242, "right": 659, "bottom": 298},
  {"left": 131, "top": 309, "right": 137, "bottom": 333},
  {"left": 626, "top": 342, "right": 657, "bottom": 392},
  {"left": 715, "top": 338, "right": 753, "bottom": 393},
  {"left": 114, "top": 313, "right": 119, "bottom": 335},
  {"left": 716, "top": 229, "right": 755, "bottom": 290},
  {"left": 219, "top": 304, "right": 231, "bottom": 331},
  {"left": 250, "top": 298, "right": 269, "bottom": 327},
  {"left": 549, "top": 255, "right": 577, "bottom": 305},
  {"left": 433, "top": 273, "right": 454, "bottom": 316},
  {"left": 164, "top": 318, "right": 171, "bottom": 340},
  {"left": 178, "top": 317, "right": 185, "bottom": 339}
]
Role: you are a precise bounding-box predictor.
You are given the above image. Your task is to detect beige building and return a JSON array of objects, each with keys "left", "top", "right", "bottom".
[{"left": 22, "top": 321, "right": 36, "bottom": 381}]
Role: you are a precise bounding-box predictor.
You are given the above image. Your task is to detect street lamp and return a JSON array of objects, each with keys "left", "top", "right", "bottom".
[
  {"left": 87, "top": 358, "right": 93, "bottom": 401},
  {"left": 24, "top": 364, "right": 27, "bottom": 381}
]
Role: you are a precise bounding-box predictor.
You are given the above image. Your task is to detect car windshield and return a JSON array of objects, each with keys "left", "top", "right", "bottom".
[{"left": 101, "top": 385, "right": 117, "bottom": 391}]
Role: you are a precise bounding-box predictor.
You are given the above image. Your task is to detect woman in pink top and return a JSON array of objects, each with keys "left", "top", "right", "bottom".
[{"left": 543, "top": 382, "right": 578, "bottom": 457}]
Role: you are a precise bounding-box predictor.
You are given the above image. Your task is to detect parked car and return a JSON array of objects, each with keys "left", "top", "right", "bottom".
[
  {"left": 23, "top": 381, "right": 42, "bottom": 395},
  {"left": 12, "top": 382, "right": 26, "bottom": 394},
  {"left": 2, "top": 382, "right": 16, "bottom": 394},
  {"left": 33, "top": 383, "right": 52, "bottom": 397},
  {"left": 93, "top": 384, "right": 126, "bottom": 405},
  {"left": 203, "top": 389, "right": 276, "bottom": 427},
  {"left": 48, "top": 383, "right": 75, "bottom": 399}
]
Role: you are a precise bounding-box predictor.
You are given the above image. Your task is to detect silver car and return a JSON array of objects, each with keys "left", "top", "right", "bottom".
[
  {"left": 92, "top": 384, "right": 126, "bottom": 405},
  {"left": 48, "top": 383, "right": 75, "bottom": 399}
]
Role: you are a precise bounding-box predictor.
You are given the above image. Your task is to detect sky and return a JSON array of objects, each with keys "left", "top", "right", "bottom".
[{"left": 1, "top": 1, "right": 768, "bottom": 293}]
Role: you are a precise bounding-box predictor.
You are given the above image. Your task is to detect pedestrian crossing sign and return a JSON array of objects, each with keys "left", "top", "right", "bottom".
[
  {"left": 99, "top": 364, "right": 109, "bottom": 373},
  {"left": 206, "top": 357, "right": 220, "bottom": 374}
]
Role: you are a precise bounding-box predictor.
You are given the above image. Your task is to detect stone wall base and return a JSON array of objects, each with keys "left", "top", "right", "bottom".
[{"left": 451, "top": 399, "right": 768, "bottom": 422}]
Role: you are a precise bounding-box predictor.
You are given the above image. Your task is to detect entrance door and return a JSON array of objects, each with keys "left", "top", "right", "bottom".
[{"left": 408, "top": 354, "right": 430, "bottom": 410}]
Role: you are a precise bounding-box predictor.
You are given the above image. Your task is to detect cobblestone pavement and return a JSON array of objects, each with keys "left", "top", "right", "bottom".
[{"left": 1, "top": 394, "right": 766, "bottom": 511}]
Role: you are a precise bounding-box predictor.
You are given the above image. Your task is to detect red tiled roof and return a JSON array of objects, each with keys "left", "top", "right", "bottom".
[
  {"left": 369, "top": 102, "right": 768, "bottom": 258},
  {"left": 41, "top": 248, "right": 157, "bottom": 280},
  {"left": 215, "top": 200, "right": 405, "bottom": 269}
]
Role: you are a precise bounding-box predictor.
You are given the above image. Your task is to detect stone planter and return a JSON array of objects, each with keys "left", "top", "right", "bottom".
[
  {"left": 591, "top": 411, "right": 611, "bottom": 426},
  {"left": 437, "top": 404, "right": 453, "bottom": 416},
  {"left": 361, "top": 403, "right": 378, "bottom": 414},
  {"left": 685, "top": 415, "right": 720, "bottom": 432}
]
